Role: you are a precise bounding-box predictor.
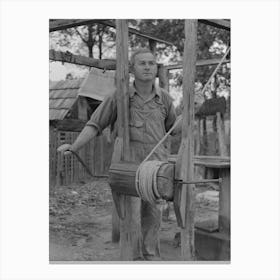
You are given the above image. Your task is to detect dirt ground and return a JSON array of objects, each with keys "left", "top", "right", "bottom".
[{"left": 49, "top": 179, "right": 218, "bottom": 262}]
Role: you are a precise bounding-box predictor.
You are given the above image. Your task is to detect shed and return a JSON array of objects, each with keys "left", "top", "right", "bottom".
[{"left": 49, "top": 73, "right": 115, "bottom": 187}]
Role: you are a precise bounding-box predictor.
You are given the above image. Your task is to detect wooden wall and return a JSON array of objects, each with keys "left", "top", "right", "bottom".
[{"left": 49, "top": 126, "right": 114, "bottom": 187}]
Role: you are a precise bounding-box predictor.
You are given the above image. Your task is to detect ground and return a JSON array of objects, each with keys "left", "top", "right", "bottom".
[{"left": 49, "top": 179, "right": 218, "bottom": 262}]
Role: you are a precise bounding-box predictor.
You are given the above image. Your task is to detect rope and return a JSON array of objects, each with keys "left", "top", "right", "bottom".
[
  {"left": 201, "top": 47, "right": 231, "bottom": 96},
  {"left": 135, "top": 160, "right": 166, "bottom": 206}
]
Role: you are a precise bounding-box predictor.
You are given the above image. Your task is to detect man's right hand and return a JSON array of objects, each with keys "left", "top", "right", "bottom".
[{"left": 57, "top": 144, "right": 73, "bottom": 156}]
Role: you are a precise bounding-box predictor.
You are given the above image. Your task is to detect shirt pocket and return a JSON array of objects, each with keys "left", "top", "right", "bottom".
[{"left": 129, "top": 119, "right": 144, "bottom": 141}]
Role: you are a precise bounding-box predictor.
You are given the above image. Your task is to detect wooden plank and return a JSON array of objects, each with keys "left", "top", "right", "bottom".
[
  {"left": 218, "top": 168, "right": 230, "bottom": 234},
  {"left": 198, "top": 19, "right": 230, "bottom": 31},
  {"left": 166, "top": 58, "right": 230, "bottom": 70},
  {"left": 50, "top": 49, "right": 173, "bottom": 75},
  {"left": 49, "top": 49, "right": 117, "bottom": 70},
  {"left": 49, "top": 19, "right": 98, "bottom": 32},
  {"left": 195, "top": 119, "right": 201, "bottom": 155},
  {"left": 74, "top": 132, "right": 79, "bottom": 182},
  {"left": 115, "top": 19, "right": 136, "bottom": 261},
  {"left": 49, "top": 19, "right": 174, "bottom": 45},
  {"left": 149, "top": 39, "right": 157, "bottom": 54},
  {"left": 158, "top": 64, "right": 169, "bottom": 91},
  {"left": 99, "top": 136, "right": 104, "bottom": 174},
  {"left": 50, "top": 50, "right": 230, "bottom": 72},
  {"left": 116, "top": 21, "right": 130, "bottom": 161},
  {"left": 174, "top": 20, "right": 197, "bottom": 261},
  {"left": 56, "top": 131, "right": 63, "bottom": 186},
  {"left": 216, "top": 112, "right": 227, "bottom": 156},
  {"left": 77, "top": 96, "right": 88, "bottom": 121}
]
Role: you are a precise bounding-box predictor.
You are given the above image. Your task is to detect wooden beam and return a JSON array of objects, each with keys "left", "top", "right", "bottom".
[
  {"left": 49, "top": 19, "right": 99, "bottom": 32},
  {"left": 115, "top": 19, "right": 138, "bottom": 261},
  {"left": 174, "top": 19, "right": 197, "bottom": 261},
  {"left": 166, "top": 58, "right": 230, "bottom": 71},
  {"left": 77, "top": 96, "right": 88, "bottom": 120},
  {"left": 49, "top": 49, "right": 116, "bottom": 70},
  {"left": 116, "top": 22, "right": 130, "bottom": 160},
  {"left": 198, "top": 19, "right": 230, "bottom": 31},
  {"left": 149, "top": 39, "right": 157, "bottom": 55},
  {"left": 49, "top": 19, "right": 174, "bottom": 46},
  {"left": 158, "top": 64, "right": 169, "bottom": 91}
]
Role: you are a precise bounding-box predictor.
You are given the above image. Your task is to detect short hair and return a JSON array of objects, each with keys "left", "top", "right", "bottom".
[{"left": 130, "top": 48, "right": 155, "bottom": 68}]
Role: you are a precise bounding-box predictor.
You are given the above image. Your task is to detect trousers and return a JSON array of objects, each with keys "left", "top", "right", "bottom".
[{"left": 112, "top": 139, "right": 169, "bottom": 260}]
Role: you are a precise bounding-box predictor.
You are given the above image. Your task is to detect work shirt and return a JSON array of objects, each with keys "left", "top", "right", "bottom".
[{"left": 86, "top": 83, "right": 177, "bottom": 163}]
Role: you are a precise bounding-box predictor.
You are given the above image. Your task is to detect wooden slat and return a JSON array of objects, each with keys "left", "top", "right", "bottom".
[
  {"left": 116, "top": 22, "right": 130, "bottom": 161},
  {"left": 115, "top": 19, "right": 138, "bottom": 261},
  {"left": 198, "top": 19, "right": 230, "bottom": 31},
  {"left": 49, "top": 49, "right": 117, "bottom": 70},
  {"left": 50, "top": 19, "right": 98, "bottom": 32},
  {"left": 174, "top": 20, "right": 197, "bottom": 261},
  {"left": 166, "top": 58, "right": 230, "bottom": 70},
  {"left": 158, "top": 64, "right": 169, "bottom": 91},
  {"left": 50, "top": 49, "right": 230, "bottom": 73},
  {"left": 78, "top": 96, "right": 88, "bottom": 121},
  {"left": 216, "top": 112, "right": 227, "bottom": 156}
]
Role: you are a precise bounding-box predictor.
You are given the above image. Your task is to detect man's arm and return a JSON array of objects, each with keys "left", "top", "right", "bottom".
[
  {"left": 57, "top": 92, "right": 117, "bottom": 156},
  {"left": 57, "top": 125, "right": 98, "bottom": 155}
]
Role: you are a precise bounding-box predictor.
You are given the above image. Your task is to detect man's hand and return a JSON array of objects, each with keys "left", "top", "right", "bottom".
[{"left": 57, "top": 144, "right": 72, "bottom": 156}]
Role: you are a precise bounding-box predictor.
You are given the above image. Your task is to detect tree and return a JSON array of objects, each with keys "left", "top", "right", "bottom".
[
  {"left": 49, "top": 22, "right": 116, "bottom": 59},
  {"left": 128, "top": 19, "right": 230, "bottom": 98}
]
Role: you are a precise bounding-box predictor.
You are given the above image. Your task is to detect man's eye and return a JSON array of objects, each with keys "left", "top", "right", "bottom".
[{"left": 149, "top": 62, "right": 155, "bottom": 66}]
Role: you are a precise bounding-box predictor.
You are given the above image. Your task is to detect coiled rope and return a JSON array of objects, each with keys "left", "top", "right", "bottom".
[
  {"left": 134, "top": 116, "right": 183, "bottom": 205},
  {"left": 135, "top": 160, "right": 165, "bottom": 204}
]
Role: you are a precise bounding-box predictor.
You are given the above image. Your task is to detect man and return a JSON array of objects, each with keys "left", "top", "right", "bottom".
[{"left": 58, "top": 48, "right": 177, "bottom": 260}]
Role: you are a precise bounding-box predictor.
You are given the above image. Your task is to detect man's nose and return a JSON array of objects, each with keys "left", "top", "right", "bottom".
[{"left": 144, "top": 63, "right": 150, "bottom": 69}]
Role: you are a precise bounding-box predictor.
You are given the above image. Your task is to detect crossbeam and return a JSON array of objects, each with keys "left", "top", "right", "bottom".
[
  {"left": 166, "top": 58, "right": 230, "bottom": 70},
  {"left": 49, "top": 49, "right": 116, "bottom": 70},
  {"left": 50, "top": 50, "right": 229, "bottom": 73},
  {"left": 49, "top": 19, "right": 174, "bottom": 46},
  {"left": 198, "top": 19, "right": 230, "bottom": 31}
]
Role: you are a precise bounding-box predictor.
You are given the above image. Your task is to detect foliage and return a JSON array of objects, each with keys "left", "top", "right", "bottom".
[{"left": 49, "top": 19, "right": 231, "bottom": 101}]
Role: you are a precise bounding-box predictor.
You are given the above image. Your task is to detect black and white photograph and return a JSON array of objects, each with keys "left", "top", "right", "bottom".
[
  {"left": 49, "top": 19, "right": 231, "bottom": 262},
  {"left": 1, "top": 0, "right": 280, "bottom": 279}
]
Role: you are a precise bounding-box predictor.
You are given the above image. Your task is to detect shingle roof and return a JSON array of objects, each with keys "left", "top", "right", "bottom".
[{"left": 49, "top": 78, "right": 84, "bottom": 120}]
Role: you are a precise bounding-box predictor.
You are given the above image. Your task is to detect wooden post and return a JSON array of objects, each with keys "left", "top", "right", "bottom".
[
  {"left": 78, "top": 96, "right": 88, "bottom": 120},
  {"left": 195, "top": 118, "right": 201, "bottom": 155},
  {"left": 148, "top": 39, "right": 157, "bottom": 55},
  {"left": 158, "top": 64, "right": 169, "bottom": 91},
  {"left": 174, "top": 19, "right": 197, "bottom": 261},
  {"left": 216, "top": 112, "right": 227, "bottom": 156},
  {"left": 218, "top": 168, "right": 230, "bottom": 234},
  {"left": 99, "top": 136, "right": 104, "bottom": 174},
  {"left": 114, "top": 19, "right": 139, "bottom": 261}
]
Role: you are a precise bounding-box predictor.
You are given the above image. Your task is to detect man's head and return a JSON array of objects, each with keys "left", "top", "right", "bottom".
[{"left": 130, "top": 48, "right": 157, "bottom": 82}]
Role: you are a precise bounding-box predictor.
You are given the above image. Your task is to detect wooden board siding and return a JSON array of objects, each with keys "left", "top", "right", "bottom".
[{"left": 49, "top": 128, "right": 113, "bottom": 186}]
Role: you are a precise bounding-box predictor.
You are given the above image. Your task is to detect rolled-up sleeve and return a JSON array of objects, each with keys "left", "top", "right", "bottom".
[{"left": 86, "top": 92, "right": 117, "bottom": 135}]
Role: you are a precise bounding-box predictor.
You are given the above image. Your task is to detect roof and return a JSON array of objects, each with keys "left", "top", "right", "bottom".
[{"left": 49, "top": 78, "right": 84, "bottom": 120}]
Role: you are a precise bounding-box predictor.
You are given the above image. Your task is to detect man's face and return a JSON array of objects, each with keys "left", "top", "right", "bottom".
[{"left": 132, "top": 52, "right": 157, "bottom": 82}]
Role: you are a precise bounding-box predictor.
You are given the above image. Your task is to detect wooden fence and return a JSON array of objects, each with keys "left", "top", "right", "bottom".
[{"left": 49, "top": 127, "right": 114, "bottom": 187}]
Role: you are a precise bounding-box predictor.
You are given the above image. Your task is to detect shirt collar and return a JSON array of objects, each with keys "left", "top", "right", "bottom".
[{"left": 129, "top": 82, "right": 162, "bottom": 102}]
